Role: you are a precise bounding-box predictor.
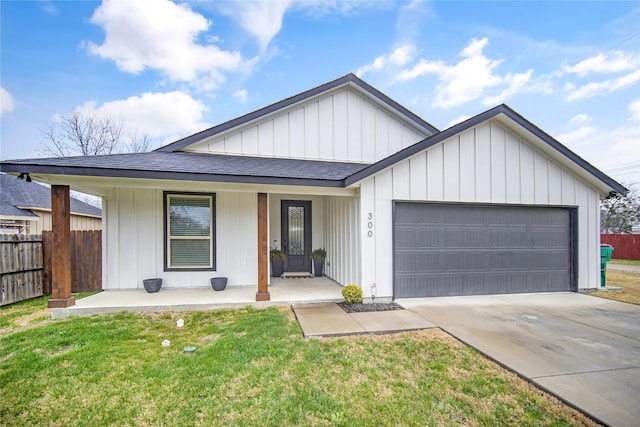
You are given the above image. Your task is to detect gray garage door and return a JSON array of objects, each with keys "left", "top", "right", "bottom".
[{"left": 393, "top": 202, "right": 574, "bottom": 298}]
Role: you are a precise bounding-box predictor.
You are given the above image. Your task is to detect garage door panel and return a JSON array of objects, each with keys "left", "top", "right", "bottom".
[{"left": 394, "top": 203, "right": 573, "bottom": 298}]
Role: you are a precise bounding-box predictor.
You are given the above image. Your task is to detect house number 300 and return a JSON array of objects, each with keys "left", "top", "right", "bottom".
[{"left": 367, "top": 212, "right": 374, "bottom": 237}]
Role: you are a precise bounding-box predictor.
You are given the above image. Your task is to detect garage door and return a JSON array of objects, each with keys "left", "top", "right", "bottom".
[{"left": 393, "top": 202, "right": 574, "bottom": 298}]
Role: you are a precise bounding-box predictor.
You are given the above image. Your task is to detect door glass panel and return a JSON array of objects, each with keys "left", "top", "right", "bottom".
[{"left": 288, "top": 206, "right": 305, "bottom": 255}]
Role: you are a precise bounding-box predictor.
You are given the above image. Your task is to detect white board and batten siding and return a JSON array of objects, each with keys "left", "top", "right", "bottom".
[
  {"left": 186, "top": 88, "right": 429, "bottom": 163},
  {"left": 359, "top": 120, "right": 602, "bottom": 298},
  {"left": 324, "top": 195, "right": 360, "bottom": 286},
  {"left": 103, "top": 187, "right": 258, "bottom": 290}
]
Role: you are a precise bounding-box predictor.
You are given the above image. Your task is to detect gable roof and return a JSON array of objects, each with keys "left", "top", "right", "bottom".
[
  {"left": 0, "top": 153, "right": 369, "bottom": 188},
  {"left": 345, "top": 104, "right": 628, "bottom": 196},
  {"left": 155, "top": 73, "right": 440, "bottom": 153},
  {"left": 0, "top": 173, "right": 102, "bottom": 217}
]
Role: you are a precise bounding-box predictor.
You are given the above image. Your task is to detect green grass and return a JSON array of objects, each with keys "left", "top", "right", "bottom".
[
  {"left": 609, "top": 259, "right": 640, "bottom": 266},
  {"left": 0, "top": 307, "right": 597, "bottom": 426}
]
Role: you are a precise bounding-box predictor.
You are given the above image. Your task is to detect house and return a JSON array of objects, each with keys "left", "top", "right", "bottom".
[
  {"left": 0, "top": 173, "right": 102, "bottom": 234},
  {"left": 0, "top": 74, "right": 626, "bottom": 306}
]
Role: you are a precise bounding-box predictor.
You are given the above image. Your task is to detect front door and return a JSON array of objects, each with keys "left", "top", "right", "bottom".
[{"left": 281, "top": 200, "right": 312, "bottom": 272}]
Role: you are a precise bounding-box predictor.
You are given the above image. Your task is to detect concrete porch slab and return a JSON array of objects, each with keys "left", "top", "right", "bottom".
[{"left": 52, "top": 277, "right": 343, "bottom": 319}]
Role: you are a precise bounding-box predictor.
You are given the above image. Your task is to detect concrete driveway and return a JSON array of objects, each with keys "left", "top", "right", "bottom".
[{"left": 398, "top": 293, "right": 640, "bottom": 427}]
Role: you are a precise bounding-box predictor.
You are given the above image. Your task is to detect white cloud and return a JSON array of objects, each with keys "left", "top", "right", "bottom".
[
  {"left": 555, "top": 125, "right": 598, "bottom": 147},
  {"left": 446, "top": 115, "right": 470, "bottom": 128},
  {"left": 482, "top": 69, "right": 533, "bottom": 106},
  {"left": 566, "top": 69, "right": 640, "bottom": 101},
  {"left": 555, "top": 102, "right": 640, "bottom": 184},
  {"left": 569, "top": 114, "right": 591, "bottom": 126},
  {"left": 86, "top": 0, "right": 252, "bottom": 89},
  {"left": 356, "top": 44, "right": 416, "bottom": 76},
  {"left": 1, "top": 87, "right": 15, "bottom": 118},
  {"left": 395, "top": 0, "right": 432, "bottom": 43},
  {"left": 563, "top": 51, "right": 640, "bottom": 76},
  {"left": 76, "top": 91, "right": 209, "bottom": 141},
  {"left": 397, "top": 37, "right": 534, "bottom": 109},
  {"left": 562, "top": 124, "right": 640, "bottom": 183},
  {"left": 629, "top": 100, "right": 640, "bottom": 122},
  {"left": 210, "top": 1, "right": 388, "bottom": 50},
  {"left": 231, "top": 1, "right": 293, "bottom": 50},
  {"left": 234, "top": 89, "right": 248, "bottom": 103},
  {"left": 38, "top": 0, "right": 59, "bottom": 15}
]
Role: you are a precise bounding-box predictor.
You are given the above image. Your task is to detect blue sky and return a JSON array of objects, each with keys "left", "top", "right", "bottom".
[{"left": 1, "top": 0, "right": 639, "bottom": 186}]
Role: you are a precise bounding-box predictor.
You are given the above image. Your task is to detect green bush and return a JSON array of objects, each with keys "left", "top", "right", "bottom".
[{"left": 342, "top": 284, "right": 363, "bottom": 304}]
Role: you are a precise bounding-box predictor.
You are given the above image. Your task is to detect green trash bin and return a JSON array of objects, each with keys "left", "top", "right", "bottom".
[{"left": 600, "top": 244, "right": 614, "bottom": 287}]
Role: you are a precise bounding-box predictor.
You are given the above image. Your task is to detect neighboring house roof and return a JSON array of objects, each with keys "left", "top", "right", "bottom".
[
  {"left": 0, "top": 173, "right": 102, "bottom": 217},
  {"left": 0, "top": 152, "right": 369, "bottom": 188},
  {"left": 156, "top": 73, "right": 440, "bottom": 153}
]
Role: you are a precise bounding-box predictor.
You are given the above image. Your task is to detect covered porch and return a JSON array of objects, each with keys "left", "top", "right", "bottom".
[{"left": 51, "top": 277, "right": 343, "bottom": 318}]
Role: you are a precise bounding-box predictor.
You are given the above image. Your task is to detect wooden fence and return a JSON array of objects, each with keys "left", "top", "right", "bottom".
[
  {"left": 43, "top": 230, "right": 102, "bottom": 295},
  {"left": 0, "top": 234, "right": 44, "bottom": 306},
  {"left": 601, "top": 234, "right": 640, "bottom": 261},
  {"left": 0, "top": 231, "right": 102, "bottom": 306}
]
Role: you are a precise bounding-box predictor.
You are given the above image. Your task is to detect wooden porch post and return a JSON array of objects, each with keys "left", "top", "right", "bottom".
[
  {"left": 256, "top": 192, "right": 270, "bottom": 301},
  {"left": 47, "top": 185, "right": 75, "bottom": 308}
]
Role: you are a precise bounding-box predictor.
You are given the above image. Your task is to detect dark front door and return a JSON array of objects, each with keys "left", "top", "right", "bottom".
[{"left": 281, "top": 200, "right": 312, "bottom": 272}]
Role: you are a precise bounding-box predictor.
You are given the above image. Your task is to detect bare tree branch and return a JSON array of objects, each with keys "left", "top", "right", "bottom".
[
  {"left": 40, "top": 110, "right": 125, "bottom": 157},
  {"left": 126, "top": 131, "right": 154, "bottom": 153},
  {"left": 601, "top": 184, "right": 640, "bottom": 234}
]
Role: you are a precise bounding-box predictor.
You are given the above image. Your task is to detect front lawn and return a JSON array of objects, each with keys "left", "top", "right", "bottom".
[
  {"left": 0, "top": 306, "right": 598, "bottom": 426},
  {"left": 591, "top": 269, "right": 640, "bottom": 305},
  {"left": 609, "top": 259, "right": 640, "bottom": 266}
]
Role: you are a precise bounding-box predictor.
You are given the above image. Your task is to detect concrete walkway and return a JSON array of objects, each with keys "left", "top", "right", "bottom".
[
  {"left": 292, "top": 303, "right": 436, "bottom": 337},
  {"left": 398, "top": 293, "right": 640, "bottom": 427}
]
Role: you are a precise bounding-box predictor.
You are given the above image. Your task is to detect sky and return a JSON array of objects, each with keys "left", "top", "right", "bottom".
[{"left": 1, "top": 0, "right": 639, "bottom": 188}]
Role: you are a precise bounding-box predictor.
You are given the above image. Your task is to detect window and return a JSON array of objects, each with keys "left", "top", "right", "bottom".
[{"left": 164, "top": 192, "right": 215, "bottom": 271}]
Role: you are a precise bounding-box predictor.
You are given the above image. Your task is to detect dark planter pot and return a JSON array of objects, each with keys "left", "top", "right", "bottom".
[
  {"left": 313, "top": 259, "right": 324, "bottom": 277},
  {"left": 143, "top": 278, "right": 163, "bottom": 293},
  {"left": 271, "top": 260, "right": 284, "bottom": 277},
  {"left": 211, "top": 277, "right": 228, "bottom": 291}
]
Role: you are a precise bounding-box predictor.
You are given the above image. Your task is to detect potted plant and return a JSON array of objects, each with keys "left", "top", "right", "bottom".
[
  {"left": 210, "top": 277, "right": 228, "bottom": 291},
  {"left": 310, "top": 248, "right": 327, "bottom": 277},
  {"left": 270, "top": 249, "right": 287, "bottom": 277},
  {"left": 142, "top": 278, "right": 163, "bottom": 293}
]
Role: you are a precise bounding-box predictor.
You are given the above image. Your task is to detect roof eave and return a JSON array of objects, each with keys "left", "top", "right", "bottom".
[
  {"left": 0, "top": 162, "right": 348, "bottom": 189},
  {"left": 345, "top": 104, "right": 628, "bottom": 197}
]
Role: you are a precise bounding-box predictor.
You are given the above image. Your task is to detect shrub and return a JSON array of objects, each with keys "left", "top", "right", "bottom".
[{"left": 342, "top": 284, "right": 363, "bottom": 304}]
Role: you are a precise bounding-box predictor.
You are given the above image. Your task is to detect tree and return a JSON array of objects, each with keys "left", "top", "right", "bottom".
[
  {"left": 41, "top": 110, "right": 155, "bottom": 156},
  {"left": 601, "top": 184, "right": 640, "bottom": 234}
]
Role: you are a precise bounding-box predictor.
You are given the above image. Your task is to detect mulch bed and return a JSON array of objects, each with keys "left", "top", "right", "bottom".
[{"left": 337, "top": 301, "right": 404, "bottom": 313}]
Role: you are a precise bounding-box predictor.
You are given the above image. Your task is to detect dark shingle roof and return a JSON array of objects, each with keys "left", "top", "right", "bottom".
[
  {"left": 0, "top": 153, "right": 369, "bottom": 188},
  {"left": 0, "top": 173, "right": 102, "bottom": 217}
]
